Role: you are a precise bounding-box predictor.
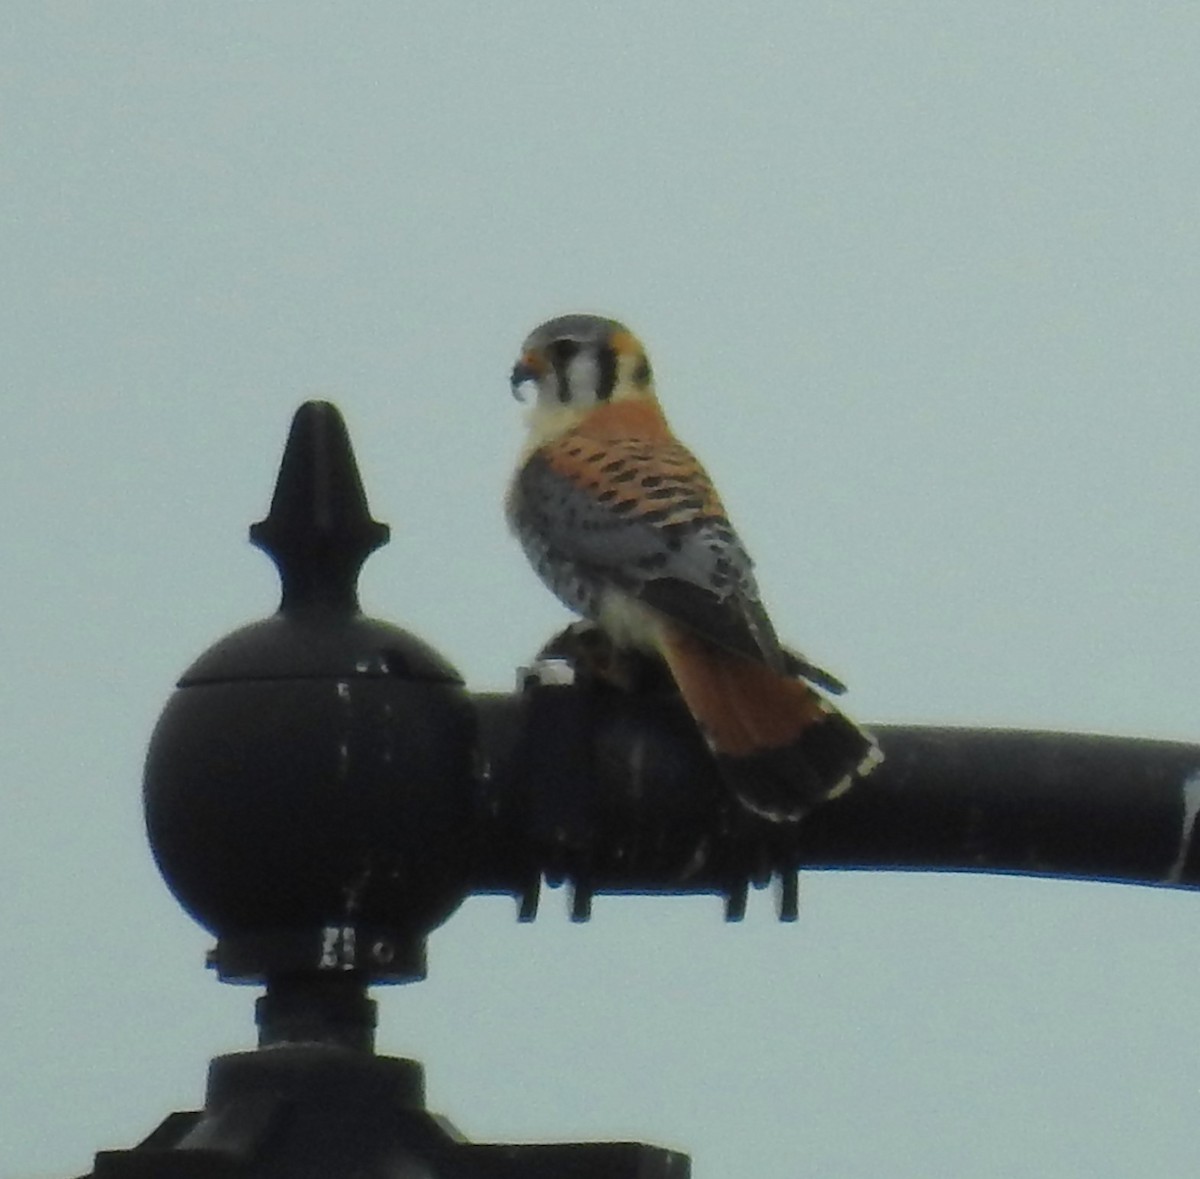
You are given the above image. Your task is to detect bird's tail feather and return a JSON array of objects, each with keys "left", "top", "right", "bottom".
[{"left": 657, "top": 626, "right": 881, "bottom": 821}]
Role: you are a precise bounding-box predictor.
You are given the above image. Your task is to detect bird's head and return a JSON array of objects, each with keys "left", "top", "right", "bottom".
[{"left": 510, "top": 315, "right": 657, "bottom": 436}]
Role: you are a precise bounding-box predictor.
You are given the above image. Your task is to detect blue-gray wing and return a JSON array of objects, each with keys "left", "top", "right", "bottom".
[{"left": 508, "top": 442, "right": 787, "bottom": 671}]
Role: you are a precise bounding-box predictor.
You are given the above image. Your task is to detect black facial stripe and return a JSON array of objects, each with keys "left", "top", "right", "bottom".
[
  {"left": 547, "top": 338, "right": 581, "bottom": 404},
  {"left": 551, "top": 354, "right": 571, "bottom": 402},
  {"left": 595, "top": 344, "right": 617, "bottom": 401}
]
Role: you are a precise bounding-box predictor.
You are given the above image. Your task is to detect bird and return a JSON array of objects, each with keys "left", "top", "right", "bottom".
[{"left": 505, "top": 313, "right": 880, "bottom": 821}]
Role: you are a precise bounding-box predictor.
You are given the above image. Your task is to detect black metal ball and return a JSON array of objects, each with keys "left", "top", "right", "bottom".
[{"left": 144, "top": 615, "right": 474, "bottom": 982}]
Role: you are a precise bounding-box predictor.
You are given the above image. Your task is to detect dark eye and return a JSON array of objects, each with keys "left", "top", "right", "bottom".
[{"left": 547, "top": 338, "right": 581, "bottom": 363}]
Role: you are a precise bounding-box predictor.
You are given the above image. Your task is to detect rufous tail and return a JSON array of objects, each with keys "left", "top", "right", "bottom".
[{"left": 656, "top": 625, "right": 881, "bottom": 821}]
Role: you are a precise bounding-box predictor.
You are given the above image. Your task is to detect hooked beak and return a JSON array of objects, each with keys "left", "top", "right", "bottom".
[{"left": 510, "top": 357, "right": 539, "bottom": 401}]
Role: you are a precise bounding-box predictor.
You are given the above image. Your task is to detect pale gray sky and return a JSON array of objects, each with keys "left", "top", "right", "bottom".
[{"left": 3, "top": 4, "right": 1199, "bottom": 1177}]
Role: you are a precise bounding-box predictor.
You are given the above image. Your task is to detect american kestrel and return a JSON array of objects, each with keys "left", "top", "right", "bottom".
[{"left": 506, "top": 313, "right": 880, "bottom": 821}]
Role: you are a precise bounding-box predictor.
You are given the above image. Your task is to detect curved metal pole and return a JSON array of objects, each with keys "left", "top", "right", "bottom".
[{"left": 474, "top": 685, "right": 1200, "bottom": 919}]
